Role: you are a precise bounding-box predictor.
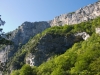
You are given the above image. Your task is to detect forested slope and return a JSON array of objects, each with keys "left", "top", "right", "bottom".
[{"left": 10, "top": 17, "right": 100, "bottom": 75}]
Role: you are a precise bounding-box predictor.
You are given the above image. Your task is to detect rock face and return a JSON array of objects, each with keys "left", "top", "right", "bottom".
[
  {"left": 0, "top": 45, "right": 10, "bottom": 63},
  {"left": 26, "top": 54, "right": 35, "bottom": 66},
  {"left": 0, "top": 21, "right": 50, "bottom": 63},
  {"left": 50, "top": 1, "right": 100, "bottom": 26},
  {"left": 9, "top": 21, "right": 50, "bottom": 45},
  {"left": 25, "top": 34, "right": 83, "bottom": 66},
  {"left": 75, "top": 32, "right": 90, "bottom": 40},
  {"left": 96, "top": 28, "right": 100, "bottom": 34}
]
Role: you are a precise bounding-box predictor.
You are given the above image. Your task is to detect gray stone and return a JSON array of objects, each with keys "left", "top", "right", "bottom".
[
  {"left": 96, "top": 28, "right": 100, "bottom": 34},
  {"left": 25, "top": 34, "right": 83, "bottom": 66},
  {"left": 50, "top": 1, "right": 100, "bottom": 26},
  {"left": 0, "top": 21, "right": 50, "bottom": 63},
  {"left": 74, "top": 32, "right": 90, "bottom": 40}
]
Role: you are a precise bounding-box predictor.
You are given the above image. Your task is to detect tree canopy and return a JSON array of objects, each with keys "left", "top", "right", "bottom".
[{"left": 0, "top": 15, "right": 12, "bottom": 45}]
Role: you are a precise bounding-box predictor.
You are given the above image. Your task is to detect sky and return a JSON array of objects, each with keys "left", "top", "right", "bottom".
[{"left": 0, "top": 0, "right": 97, "bottom": 33}]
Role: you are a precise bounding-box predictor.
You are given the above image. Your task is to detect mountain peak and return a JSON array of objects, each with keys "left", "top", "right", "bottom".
[{"left": 50, "top": 1, "right": 100, "bottom": 26}]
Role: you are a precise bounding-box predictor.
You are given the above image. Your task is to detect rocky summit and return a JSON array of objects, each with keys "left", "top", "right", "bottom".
[
  {"left": 9, "top": 21, "right": 50, "bottom": 45},
  {"left": 50, "top": 1, "right": 100, "bottom": 26}
]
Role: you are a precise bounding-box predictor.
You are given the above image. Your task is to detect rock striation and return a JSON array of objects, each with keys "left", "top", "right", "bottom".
[
  {"left": 25, "top": 34, "right": 83, "bottom": 66},
  {"left": 9, "top": 21, "right": 50, "bottom": 45},
  {"left": 0, "top": 21, "right": 50, "bottom": 63},
  {"left": 50, "top": 1, "right": 100, "bottom": 26},
  {"left": 74, "top": 32, "right": 90, "bottom": 40}
]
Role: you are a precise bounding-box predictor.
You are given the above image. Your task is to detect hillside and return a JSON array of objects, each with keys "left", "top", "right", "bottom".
[
  {"left": 10, "top": 16, "right": 100, "bottom": 75},
  {"left": 35, "top": 33, "right": 100, "bottom": 75},
  {"left": 0, "top": 1, "right": 100, "bottom": 75}
]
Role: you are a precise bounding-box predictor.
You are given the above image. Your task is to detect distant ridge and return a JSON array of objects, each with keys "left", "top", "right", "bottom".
[{"left": 50, "top": 1, "right": 100, "bottom": 26}]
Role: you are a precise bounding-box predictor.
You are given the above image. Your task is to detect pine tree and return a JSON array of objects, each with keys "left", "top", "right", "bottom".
[
  {"left": 0, "top": 15, "right": 12, "bottom": 45},
  {"left": 0, "top": 15, "right": 5, "bottom": 35}
]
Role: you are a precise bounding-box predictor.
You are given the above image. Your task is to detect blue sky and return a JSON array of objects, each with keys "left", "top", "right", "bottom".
[{"left": 0, "top": 0, "right": 97, "bottom": 33}]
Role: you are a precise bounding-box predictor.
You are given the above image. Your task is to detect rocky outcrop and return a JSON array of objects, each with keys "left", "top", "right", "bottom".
[
  {"left": 0, "top": 45, "right": 10, "bottom": 63},
  {"left": 9, "top": 21, "right": 50, "bottom": 45},
  {"left": 25, "top": 34, "right": 83, "bottom": 66},
  {"left": 25, "top": 32, "right": 90, "bottom": 67},
  {"left": 50, "top": 1, "right": 100, "bottom": 26},
  {"left": 25, "top": 31, "right": 91, "bottom": 67},
  {"left": 96, "top": 28, "right": 100, "bottom": 34},
  {"left": 0, "top": 21, "right": 50, "bottom": 63},
  {"left": 75, "top": 32, "right": 90, "bottom": 40},
  {"left": 26, "top": 54, "right": 35, "bottom": 66}
]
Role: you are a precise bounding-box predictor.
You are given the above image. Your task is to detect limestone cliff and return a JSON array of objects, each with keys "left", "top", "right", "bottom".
[
  {"left": 0, "top": 21, "right": 50, "bottom": 63},
  {"left": 50, "top": 1, "right": 100, "bottom": 26},
  {"left": 9, "top": 21, "right": 50, "bottom": 45},
  {"left": 25, "top": 34, "right": 81, "bottom": 66}
]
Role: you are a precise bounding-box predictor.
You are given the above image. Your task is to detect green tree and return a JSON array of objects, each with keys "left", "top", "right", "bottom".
[
  {"left": 0, "top": 15, "right": 12, "bottom": 45},
  {"left": 20, "top": 64, "right": 32, "bottom": 75},
  {"left": 11, "top": 70, "right": 20, "bottom": 75},
  {"left": 0, "top": 15, "right": 6, "bottom": 44}
]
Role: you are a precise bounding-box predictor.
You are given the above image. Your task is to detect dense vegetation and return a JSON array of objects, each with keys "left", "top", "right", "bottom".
[
  {"left": 10, "top": 33, "right": 100, "bottom": 75},
  {"left": 10, "top": 16, "right": 100, "bottom": 75},
  {"left": 36, "top": 33, "right": 100, "bottom": 75}
]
